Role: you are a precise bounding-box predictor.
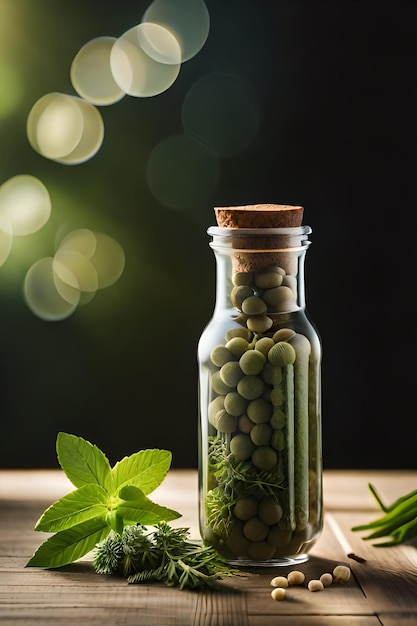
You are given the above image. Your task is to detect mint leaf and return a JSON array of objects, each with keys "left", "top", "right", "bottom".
[
  {"left": 35, "top": 484, "right": 109, "bottom": 533},
  {"left": 26, "top": 518, "right": 109, "bottom": 568},
  {"left": 112, "top": 449, "right": 172, "bottom": 495},
  {"left": 119, "top": 497, "right": 180, "bottom": 526},
  {"left": 118, "top": 484, "right": 144, "bottom": 500},
  {"left": 57, "top": 432, "right": 113, "bottom": 492},
  {"left": 118, "top": 484, "right": 181, "bottom": 524}
]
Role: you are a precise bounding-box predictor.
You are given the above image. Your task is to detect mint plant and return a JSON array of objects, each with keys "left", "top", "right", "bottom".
[{"left": 26, "top": 432, "right": 180, "bottom": 568}]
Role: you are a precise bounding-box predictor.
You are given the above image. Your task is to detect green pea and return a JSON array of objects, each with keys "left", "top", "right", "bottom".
[
  {"left": 268, "top": 341, "right": 296, "bottom": 367},
  {"left": 210, "top": 345, "right": 236, "bottom": 367},
  {"left": 261, "top": 362, "right": 272, "bottom": 385},
  {"left": 224, "top": 391, "right": 247, "bottom": 417},
  {"left": 239, "top": 349, "right": 266, "bottom": 376},
  {"left": 254, "top": 337, "right": 275, "bottom": 356},
  {"left": 237, "top": 375, "right": 265, "bottom": 400},
  {"left": 215, "top": 409, "right": 237, "bottom": 433},
  {"left": 231, "top": 285, "right": 253, "bottom": 309},
  {"left": 232, "top": 271, "right": 254, "bottom": 286},
  {"left": 254, "top": 269, "right": 283, "bottom": 289},
  {"left": 251, "top": 446, "right": 277, "bottom": 471},
  {"left": 208, "top": 396, "right": 224, "bottom": 426},
  {"left": 225, "top": 522, "right": 249, "bottom": 556},
  {"left": 226, "top": 336, "right": 249, "bottom": 358},
  {"left": 263, "top": 286, "right": 296, "bottom": 312},
  {"left": 243, "top": 517, "right": 269, "bottom": 542},
  {"left": 246, "top": 398, "right": 272, "bottom": 423},
  {"left": 250, "top": 423, "right": 272, "bottom": 446},
  {"left": 211, "top": 371, "right": 233, "bottom": 395},
  {"left": 225, "top": 327, "right": 252, "bottom": 342},
  {"left": 247, "top": 315, "right": 273, "bottom": 334},
  {"left": 233, "top": 496, "right": 258, "bottom": 521},
  {"left": 270, "top": 387, "right": 285, "bottom": 406},
  {"left": 270, "top": 408, "right": 286, "bottom": 429},
  {"left": 238, "top": 413, "right": 254, "bottom": 433},
  {"left": 241, "top": 295, "right": 267, "bottom": 316},
  {"left": 282, "top": 275, "right": 297, "bottom": 295},
  {"left": 271, "top": 429, "right": 285, "bottom": 451},
  {"left": 272, "top": 328, "right": 296, "bottom": 343},
  {"left": 261, "top": 362, "right": 281, "bottom": 385},
  {"left": 220, "top": 361, "right": 244, "bottom": 387},
  {"left": 230, "top": 433, "right": 255, "bottom": 460},
  {"left": 258, "top": 496, "right": 283, "bottom": 525}
]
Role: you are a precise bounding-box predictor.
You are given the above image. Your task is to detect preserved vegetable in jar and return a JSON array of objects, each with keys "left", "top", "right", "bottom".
[{"left": 198, "top": 204, "right": 323, "bottom": 565}]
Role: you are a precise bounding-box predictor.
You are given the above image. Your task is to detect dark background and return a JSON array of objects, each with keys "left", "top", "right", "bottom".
[{"left": 0, "top": 0, "right": 416, "bottom": 470}]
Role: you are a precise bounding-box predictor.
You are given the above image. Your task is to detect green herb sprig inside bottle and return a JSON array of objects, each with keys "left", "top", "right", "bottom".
[{"left": 198, "top": 204, "right": 323, "bottom": 565}]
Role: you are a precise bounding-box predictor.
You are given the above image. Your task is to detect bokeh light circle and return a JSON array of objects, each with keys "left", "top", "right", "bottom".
[
  {"left": 70, "top": 36, "right": 125, "bottom": 106},
  {"left": 53, "top": 270, "right": 82, "bottom": 306},
  {"left": 54, "top": 99, "right": 104, "bottom": 165},
  {"left": 181, "top": 73, "right": 259, "bottom": 157},
  {"left": 110, "top": 24, "right": 181, "bottom": 97},
  {"left": 53, "top": 249, "right": 99, "bottom": 292},
  {"left": 58, "top": 228, "right": 97, "bottom": 257},
  {"left": 137, "top": 22, "right": 182, "bottom": 65},
  {"left": 146, "top": 133, "right": 219, "bottom": 209},
  {"left": 89, "top": 232, "right": 125, "bottom": 288},
  {"left": 27, "top": 92, "right": 84, "bottom": 159},
  {"left": 143, "top": 0, "right": 210, "bottom": 62},
  {"left": 0, "top": 174, "right": 51, "bottom": 236},
  {"left": 27, "top": 92, "right": 104, "bottom": 164},
  {"left": 24, "top": 257, "right": 79, "bottom": 321},
  {"left": 22, "top": 227, "right": 125, "bottom": 321}
]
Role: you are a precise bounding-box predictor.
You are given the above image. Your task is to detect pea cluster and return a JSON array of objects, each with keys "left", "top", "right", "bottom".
[
  {"left": 209, "top": 327, "right": 296, "bottom": 473},
  {"left": 231, "top": 265, "right": 298, "bottom": 333},
  {"left": 205, "top": 264, "right": 314, "bottom": 561}
]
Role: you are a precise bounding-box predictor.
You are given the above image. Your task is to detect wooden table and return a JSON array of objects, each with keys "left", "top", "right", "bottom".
[{"left": 1, "top": 469, "right": 416, "bottom": 625}]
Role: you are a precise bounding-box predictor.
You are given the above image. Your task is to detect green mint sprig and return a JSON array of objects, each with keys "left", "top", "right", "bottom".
[
  {"left": 351, "top": 483, "right": 417, "bottom": 546},
  {"left": 26, "top": 432, "right": 180, "bottom": 568}
]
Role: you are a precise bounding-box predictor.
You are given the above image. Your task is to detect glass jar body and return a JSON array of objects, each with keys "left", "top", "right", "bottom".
[{"left": 198, "top": 226, "right": 323, "bottom": 565}]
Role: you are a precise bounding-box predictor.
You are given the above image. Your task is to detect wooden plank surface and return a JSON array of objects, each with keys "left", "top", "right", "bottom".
[{"left": 0, "top": 469, "right": 416, "bottom": 625}]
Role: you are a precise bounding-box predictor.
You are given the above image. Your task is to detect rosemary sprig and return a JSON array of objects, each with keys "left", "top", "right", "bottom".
[
  {"left": 93, "top": 521, "right": 245, "bottom": 590},
  {"left": 351, "top": 483, "right": 417, "bottom": 546}
]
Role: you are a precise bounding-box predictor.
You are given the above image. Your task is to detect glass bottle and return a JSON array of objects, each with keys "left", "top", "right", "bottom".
[{"left": 198, "top": 222, "right": 322, "bottom": 565}]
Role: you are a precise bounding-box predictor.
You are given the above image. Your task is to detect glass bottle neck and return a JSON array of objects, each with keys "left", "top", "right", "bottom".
[{"left": 208, "top": 226, "right": 311, "bottom": 320}]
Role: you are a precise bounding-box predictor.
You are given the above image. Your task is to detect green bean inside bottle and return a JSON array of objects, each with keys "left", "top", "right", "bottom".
[{"left": 201, "top": 251, "right": 322, "bottom": 564}]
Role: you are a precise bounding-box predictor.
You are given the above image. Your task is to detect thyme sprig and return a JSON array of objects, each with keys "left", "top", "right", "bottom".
[
  {"left": 352, "top": 483, "right": 417, "bottom": 546},
  {"left": 206, "top": 435, "right": 284, "bottom": 538},
  {"left": 93, "top": 521, "right": 245, "bottom": 590},
  {"left": 209, "top": 435, "right": 284, "bottom": 495}
]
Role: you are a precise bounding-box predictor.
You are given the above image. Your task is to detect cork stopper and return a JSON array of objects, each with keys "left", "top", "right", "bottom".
[
  {"left": 214, "top": 204, "right": 305, "bottom": 274},
  {"left": 214, "top": 204, "right": 304, "bottom": 229}
]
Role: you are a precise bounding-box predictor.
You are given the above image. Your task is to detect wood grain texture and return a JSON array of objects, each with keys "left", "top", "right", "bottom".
[{"left": 0, "top": 469, "right": 416, "bottom": 626}]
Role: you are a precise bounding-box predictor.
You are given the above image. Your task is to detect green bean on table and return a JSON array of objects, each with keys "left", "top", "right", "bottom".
[{"left": 352, "top": 484, "right": 417, "bottom": 546}]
